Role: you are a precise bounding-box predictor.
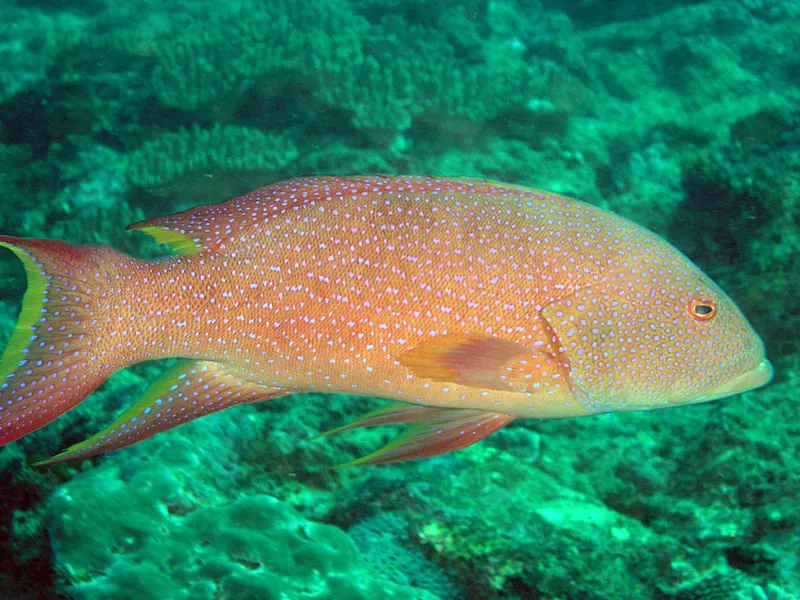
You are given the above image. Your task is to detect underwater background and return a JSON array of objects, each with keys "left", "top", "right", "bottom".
[{"left": 0, "top": 0, "right": 798, "bottom": 598}]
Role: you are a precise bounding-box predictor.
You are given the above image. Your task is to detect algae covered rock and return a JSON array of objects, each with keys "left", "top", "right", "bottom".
[
  {"left": 410, "top": 454, "right": 678, "bottom": 600},
  {"left": 46, "top": 463, "right": 419, "bottom": 600}
]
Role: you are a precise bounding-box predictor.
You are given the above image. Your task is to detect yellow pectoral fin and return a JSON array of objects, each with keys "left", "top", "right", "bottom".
[
  {"left": 398, "top": 334, "right": 530, "bottom": 388},
  {"left": 398, "top": 332, "right": 571, "bottom": 395}
]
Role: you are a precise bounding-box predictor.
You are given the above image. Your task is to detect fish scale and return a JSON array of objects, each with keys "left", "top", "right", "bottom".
[{"left": 0, "top": 176, "right": 771, "bottom": 466}]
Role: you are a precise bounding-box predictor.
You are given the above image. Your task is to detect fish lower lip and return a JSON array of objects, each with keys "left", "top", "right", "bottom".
[{"left": 700, "top": 359, "right": 774, "bottom": 402}]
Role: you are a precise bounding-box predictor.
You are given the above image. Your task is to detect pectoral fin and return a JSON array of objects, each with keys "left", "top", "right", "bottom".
[
  {"left": 35, "top": 360, "right": 287, "bottom": 465},
  {"left": 398, "top": 332, "right": 570, "bottom": 394}
]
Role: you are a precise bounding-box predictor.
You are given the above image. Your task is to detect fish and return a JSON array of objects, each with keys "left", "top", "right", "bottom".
[{"left": 0, "top": 176, "right": 772, "bottom": 467}]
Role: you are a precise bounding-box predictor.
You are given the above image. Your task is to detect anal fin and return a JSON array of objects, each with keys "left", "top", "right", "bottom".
[
  {"left": 35, "top": 360, "right": 287, "bottom": 465},
  {"left": 322, "top": 404, "right": 514, "bottom": 468}
]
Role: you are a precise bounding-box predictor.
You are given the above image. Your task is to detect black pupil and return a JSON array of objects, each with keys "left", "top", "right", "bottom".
[{"left": 694, "top": 304, "right": 713, "bottom": 316}]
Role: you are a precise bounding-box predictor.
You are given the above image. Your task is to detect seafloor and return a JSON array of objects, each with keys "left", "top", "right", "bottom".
[{"left": 0, "top": 0, "right": 798, "bottom": 599}]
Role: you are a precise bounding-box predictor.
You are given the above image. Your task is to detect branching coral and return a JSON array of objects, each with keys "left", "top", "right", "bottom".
[
  {"left": 0, "top": 9, "right": 84, "bottom": 104},
  {"left": 147, "top": 0, "right": 553, "bottom": 134},
  {"left": 150, "top": 0, "right": 367, "bottom": 111},
  {"left": 120, "top": 123, "right": 298, "bottom": 188}
]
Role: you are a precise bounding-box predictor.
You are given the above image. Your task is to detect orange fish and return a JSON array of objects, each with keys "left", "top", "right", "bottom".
[{"left": 0, "top": 176, "right": 772, "bottom": 466}]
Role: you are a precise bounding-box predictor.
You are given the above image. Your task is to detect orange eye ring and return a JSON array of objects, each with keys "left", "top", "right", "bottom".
[{"left": 688, "top": 298, "right": 717, "bottom": 321}]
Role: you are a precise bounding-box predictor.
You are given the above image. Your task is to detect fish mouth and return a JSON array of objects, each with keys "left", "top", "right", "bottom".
[{"left": 693, "top": 359, "right": 774, "bottom": 403}]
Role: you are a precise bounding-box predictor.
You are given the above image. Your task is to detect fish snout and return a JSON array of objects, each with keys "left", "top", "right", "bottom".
[{"left": 692, "top": 359, "right": 773, "bottom": 404}]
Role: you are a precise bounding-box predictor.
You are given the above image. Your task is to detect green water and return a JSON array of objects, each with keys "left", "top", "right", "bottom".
[{"left": 0, "top": 0, "right": 798, "bottom": 598}]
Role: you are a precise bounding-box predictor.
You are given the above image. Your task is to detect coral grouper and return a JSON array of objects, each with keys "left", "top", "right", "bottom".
[{"left": 0, "top": 176, "right": 772, "bottom": 466}]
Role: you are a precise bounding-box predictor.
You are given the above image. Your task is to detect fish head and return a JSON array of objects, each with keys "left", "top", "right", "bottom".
[
  {"left": 541, "top": 232, "right": 772, "bottom": 413},
  {"left": 667, "top": 283, "right": 772, "bottom": 406}
]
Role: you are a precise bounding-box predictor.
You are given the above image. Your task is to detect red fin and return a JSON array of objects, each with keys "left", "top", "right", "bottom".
[
  {"left": 35, "top": 360, "right": 287, "bottom": 465},
  {"left": 0, "top": 237, "right": 125, "bottom": 446},
  {"left": 315, "top": 402, "right": 453, "bottom": 438},
  {"left": 335, "top": 407, "right": 514, "bottom": 468}
]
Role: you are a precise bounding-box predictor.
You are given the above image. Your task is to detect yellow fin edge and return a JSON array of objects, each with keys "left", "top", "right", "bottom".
[
  {"left": 131, "top": 226, "right": 203, "bottom": 256},
  {"left": 0, "top": 242, "right": 48, "bottom": 381},
  {"left": 32, "top": 360, "right": 194, "bottom": 466}
]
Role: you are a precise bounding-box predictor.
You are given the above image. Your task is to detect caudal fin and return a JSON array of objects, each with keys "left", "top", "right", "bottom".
[{"left": 0, "top": 236, "right": 125, "bottom": 446}]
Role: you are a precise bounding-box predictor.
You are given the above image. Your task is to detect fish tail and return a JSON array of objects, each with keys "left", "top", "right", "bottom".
[{"left": 0, "top": 236, "right": 130, "bottom": 446}]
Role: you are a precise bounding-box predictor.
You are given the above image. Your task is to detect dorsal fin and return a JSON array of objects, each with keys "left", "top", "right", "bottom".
[
  {"left": 126, "top": 205, "right": 218, "bottom": 256},
  {"left": 124, "top": 178, "right": 321, "bottom": 255},
  {"left": 126, "top": 221, "right": 205, "bottom": 255},
  {"left": 125, "top": 175, "right": 553, "bottom": 256}
]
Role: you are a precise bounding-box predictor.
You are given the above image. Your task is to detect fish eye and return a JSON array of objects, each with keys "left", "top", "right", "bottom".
[{"left": 688, "top": 299, "right": 716, "bottom": 321}]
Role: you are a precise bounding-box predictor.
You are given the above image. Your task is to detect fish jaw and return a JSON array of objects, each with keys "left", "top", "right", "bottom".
[{"left": 687, "top": 359, "right": 773, "bottom": 405}]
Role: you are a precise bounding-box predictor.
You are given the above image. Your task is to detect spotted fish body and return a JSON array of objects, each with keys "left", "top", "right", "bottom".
[{"left": 0, "top": 176, "right": 772, "bottom": 466}]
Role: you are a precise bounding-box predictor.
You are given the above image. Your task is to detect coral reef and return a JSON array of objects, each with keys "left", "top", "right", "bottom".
[{"left": 349, "top": 513, "right": 461, "bottom": 598}]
